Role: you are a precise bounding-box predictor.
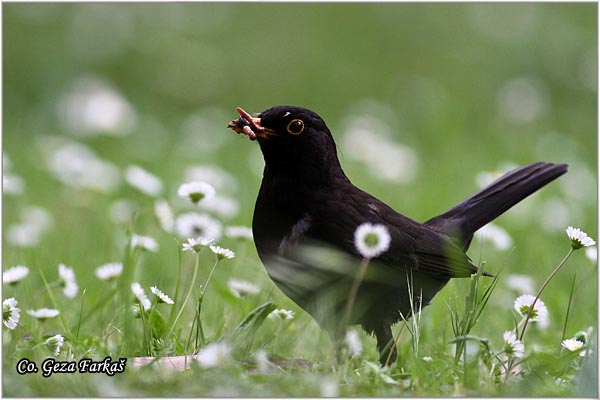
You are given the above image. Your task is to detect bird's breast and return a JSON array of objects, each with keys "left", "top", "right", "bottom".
[{"left": 253, "top": 172, "right": 315, "bottom": 243}]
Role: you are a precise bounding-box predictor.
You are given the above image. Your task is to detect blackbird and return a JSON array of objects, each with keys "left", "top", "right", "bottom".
[{"left": 227, "top": 105, "right": 567, "bottom": 364}]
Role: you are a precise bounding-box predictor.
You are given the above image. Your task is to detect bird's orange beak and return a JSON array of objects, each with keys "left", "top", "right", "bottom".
[{"left": 226, "top": 107, "right": 275, "bottom": 141}]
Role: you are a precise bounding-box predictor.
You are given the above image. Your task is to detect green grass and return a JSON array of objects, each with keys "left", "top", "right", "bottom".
[{"left": 3, "top": 3, "right": 597, "bottom": 397}]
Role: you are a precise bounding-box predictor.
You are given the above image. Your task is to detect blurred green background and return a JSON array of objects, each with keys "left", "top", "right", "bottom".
[
  {"left": 5, "top": 2, "right": 597, "bottom": 219},
  {"left": 4, "top": 2, "right": 596, "bottom": 207},
  {"left": 3, "top": 2, "right": 597, "bottom": 397}
]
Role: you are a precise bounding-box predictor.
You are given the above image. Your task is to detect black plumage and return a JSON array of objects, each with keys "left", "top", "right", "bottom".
[{"left": 227, "top": 105, "right": 568, "bottom": 364}]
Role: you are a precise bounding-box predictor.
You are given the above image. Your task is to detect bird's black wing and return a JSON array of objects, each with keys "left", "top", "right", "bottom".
[{"left": 302, "top": 186, "right": 479, "bottom": 281}]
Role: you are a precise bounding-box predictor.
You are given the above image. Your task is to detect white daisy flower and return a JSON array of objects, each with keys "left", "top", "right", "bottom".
[
  {"left": 345, "top": 328, "right": 363, "bottom": 357},
  {"left": 341, "top": 114, "right": 419, "bottom": 184},
  {"left": 58, "top": 263, "right": 78, "bottom": 298},
  {"left": 254, "top": 349, "right": 271, "bottom": 374},
  {"left": 5, "top": 207, "right": 53, "bottom": 248},
  {"left": 502, "top": 330, "right": 525, "bottom": 358},
  {"left": 182, "top": 236, "right": 214, "bottom": 253},
  {"left": 353, "top": 222, "right": 391, "bottom": 259},
  {"left": 177, "top": 181, "right": 215, "bottom": 205},
  {"left": 130, "top": 235, "right": 159, "bottom": 252},
  {"left": 3, "top": 298, "right": 20, "bottom": 330},
  {"left": 474, "top": 223, "right": 513, "bottom": 251},
  {"left": 57, "top": 75, "right": 137, "bottom": 136},
  {"left": 44, "top": 334, "right": 65, "bottom": 356},
  {"left": 320, "top": 378, "right": 339, "bottom": 397},
  {"left": 561, "top": 338, "right": 585, "bottom": 355},
  {"left": 3, "top": 173, "right": 25, "bottom": 195},
  {"left": 131, "top": 282, "right": 151, "bottom": 310},
  {"left": 566, "top": 226, "right": 596, "bottom": 249},
  {"left": 210, "top": 245, "right": 235, "bottom": 260},
  {"left": 227, "top": 279, "right": 260, "bottom": 298},
  {"left": 197, "top": 195, "right": 240, "bottom": 219},
  {"left": 22, "top": 206, "right": 53, "bottom": 232},
  {"left": 514, "top": 294, "right": 548, "bottom": 326},
  {"left": 585, "top": 246, "right": 597, "bottom": 263},
  {"left": 125, "top": 165, "right": 163, "bottom": 197},
  {"left": 95, "top": 263, "right": 123, "bottom": 281},
  {"left": 184, "top": 165, "right": 238, "bottom": 194},
  {"left": 506, "top": 274, "right": 535, "bottom": 294},
  {"left": 154, "top": 199, "right": 174, "bottom": 232},
  {"left": 195, "top": 341, "right": 231, "bottom": 368},
  {"left": 3, "top": 266, "right": 29, "bottom": 285},
  {"left": 497, "top": 77, "right": 548, "bottom": 124},
  {"left": 108, "top": 199, "right": 136, "bottom": 224},
  {"left": 573, "top": 329, "right": 592, "bottom": 357},
  {"left": 150, "top": 286, "right": 174, "bottom": 305},
  {"left": 268, "top": 309, "right": 295, "bottom": 320},
  {"left": 42, "top": 139, "right": 120, "bottom": 193},
  {"left": 224, "top": 226, "right": 253, "bottom": 240},
  {"left": 7, "top": 223, "right": 43, "bottom": 248},
  {"left": 27, "top": 308, "right": 60, "bottom": 320},
  {"left": 175, "top": 212, "right": 222, "bottom": 242}
]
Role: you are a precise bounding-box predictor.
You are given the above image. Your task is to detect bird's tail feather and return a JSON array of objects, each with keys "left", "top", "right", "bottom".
[{"left": 425, "top": 162, "right": 568, "bottom": 249}]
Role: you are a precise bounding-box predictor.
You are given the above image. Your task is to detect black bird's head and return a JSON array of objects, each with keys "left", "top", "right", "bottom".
[{"left": 227, "top": 106, "right": 343, "bottom": 179}]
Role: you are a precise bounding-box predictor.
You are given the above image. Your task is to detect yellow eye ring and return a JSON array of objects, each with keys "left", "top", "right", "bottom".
[{"left": 286, "top": 119, "right": 304, "bottom": 135}]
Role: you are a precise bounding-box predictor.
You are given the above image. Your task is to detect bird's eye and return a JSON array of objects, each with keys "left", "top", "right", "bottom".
[{"left": 286, "top": 119, "right": 304, "bottom": 135}]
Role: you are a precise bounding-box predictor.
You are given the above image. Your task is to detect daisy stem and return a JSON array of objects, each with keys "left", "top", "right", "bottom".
[
  {"left": 119, "top": 241, "right": 139, "bottom": 352},
  {"left": 167, "top": 251, "right": 202, "bottom": 340},
  {"left": 502, "top": 357, "right": 518, "bottom": 385},
  {"left": 76, "top": 287, "right": 118, "bottom": 328},
  {"left": 504, "top": 248, "right": 573, "bottom": 382},
  {"left": 146, "top": 303, "right": 159, "bottom": 355},
  {"left": 184, "top": 301, "right": 196, "bottom": 353},
  {"left": 168, "top": 239, "right": 184, "bottom": 327},
  {"left": 339, "top": 258, "right": 370, "bottom": 340},
  {"left": 190, "top": 259, "right": 219, "bottom": 350},
  {"left": 195, "top": 293, "right": 205, "bottom": 350},
  {"left": 38, "top": 270, "right": 71, "bottom": 337},
  {"left": 559, "top": 273, "right": 577, "bottom": 352},
  {"left": 140, "top": 306, "right": 150, "bottom": 355},
  {"left": 518, "top": 247, "right": 573, "bottom": 342},
  {"left": 201, "top": 258, "right": 220, "bottom": 299},
  {"left": 184, "top": 293, "right": 206, "bottom": 353},
  {"left": 74, "top": 289, "right": 86, "bottom": 343}
]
